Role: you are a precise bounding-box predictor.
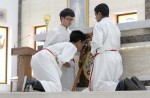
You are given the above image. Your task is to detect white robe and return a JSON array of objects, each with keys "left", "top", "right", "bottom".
[
  {"left": 43, "top": 24, "right": 75, "bottom": 91},
  {"left": 43, "top": 24, "right": 71, "bottom": 48},
  {"left": 31, "top": 42, "right": 77, "bottom": 92},
  {"left": 90, "top": 17, "right": 123, "bottom": 91}
]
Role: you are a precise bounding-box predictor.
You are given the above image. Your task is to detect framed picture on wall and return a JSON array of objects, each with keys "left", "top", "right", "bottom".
[
  {"left": 0, "top": 26, "right": 8, "bottom": 84},
  {"left": 117, "top": 12, "right": 137, "bottom": 23},
  {"left": 67, "top": 0, "right": 89, "bottom": 30}
]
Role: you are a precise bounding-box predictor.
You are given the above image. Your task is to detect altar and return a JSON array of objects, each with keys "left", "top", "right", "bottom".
[{"left": 34, "top": 19, "right": 150, "bottom": 90}]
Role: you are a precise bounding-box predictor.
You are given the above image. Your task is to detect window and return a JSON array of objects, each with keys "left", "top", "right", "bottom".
[
  {"left": 117, "top": 12, "right": 137, "bottom": 23},
  {"left": 0, "top": 26, "right": 8, "bottom": 84},
  {"left": 34, "top": 25, "right": 46, "bottom": 50}
]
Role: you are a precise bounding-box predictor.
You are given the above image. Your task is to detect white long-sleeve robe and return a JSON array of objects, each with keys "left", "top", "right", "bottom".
[
  {"left": 43, "top": 25, "right": 75, "bottom": 91},
  {"left": 90, "top": 17, "right": 123, "bottom": 91},
  {"left": 31, "top": 42, "right": 77, "bottom": 92},
  {"left": 43, "top": 24, "right": 71, "bottom": 48}
]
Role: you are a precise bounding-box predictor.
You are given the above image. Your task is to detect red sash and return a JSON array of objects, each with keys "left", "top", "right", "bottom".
[{"left": 42, "top": 48, "right": 54, "bottom": 56}]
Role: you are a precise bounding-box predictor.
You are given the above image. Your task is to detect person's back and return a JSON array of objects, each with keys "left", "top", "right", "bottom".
[
  {"left": 27, "top": 30, "right": 87, "bottom": 92},
  {"left": 31, "top": 42, "right": 77, "bottom": 92},
  {"left": 94, "top": 17, "right": 120, "bottom": 53},
  {"left": 90, "top": 3, "right": 123, "bottom": 91}
]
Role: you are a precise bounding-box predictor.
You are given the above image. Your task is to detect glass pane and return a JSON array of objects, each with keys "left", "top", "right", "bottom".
[
  {"left": 35, "top": 26, "right": 46, "bottom": 50},
  {"left": 118, "top": 13, "right": 137, "bottom": 23}
]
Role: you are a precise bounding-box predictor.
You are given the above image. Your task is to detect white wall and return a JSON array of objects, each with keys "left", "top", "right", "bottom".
[
  {"left": 22, "top": 0, "right": 145, "bottom": 47},
  {"left": 0, "top": 0, "right": 18, "bottom": 92},
  {"left": 89, "top": 0, "right": 145, "bottom": 26},
  {"left": 21, "top": 0, "right": 67, "bottom": 48},
  {"left": 120, "top": 46, "right": 150, "bottom": 79}
]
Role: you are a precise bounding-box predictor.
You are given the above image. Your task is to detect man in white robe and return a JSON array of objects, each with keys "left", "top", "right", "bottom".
[
  {"left": 89, "top": 3, "right": 123, "bottom": 91},
  {"left": 22, "top": 30, "right": 87, "bottom": 92},
  {"left": 31, "top": 42, "right": 76, "bottom": 92},
  {"left": 43, "top": 8, "right": 75, "bottom": 91}
]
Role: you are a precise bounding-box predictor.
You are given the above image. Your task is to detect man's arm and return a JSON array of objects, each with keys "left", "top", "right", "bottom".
[
  {"left": 91, "top": 23, "right": 104, "bottom": 54},
  {"left": 57, "top": 42, "right": 77, "bottom": 68},
  {"left": 63, "top": 62, "right": 70, "bottom": 68},
  {"left": 43, "top": 30, "right": 58, "bottom": 48}
]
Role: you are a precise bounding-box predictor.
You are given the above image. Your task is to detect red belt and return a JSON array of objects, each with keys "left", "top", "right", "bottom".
[
  {"left": 107, "top": 49, "right": 117, "bottom": 51},
  {"left": 92, "top": 53, "right": 100, "bottom": 59},
  {"left": 42, "top": 48, "right": 75, "bottom": 63},
  {"left": 42, "top": 48, "right": 54, "bottom": 56},
  {"left": 89, "top": 53, "right": 100, "bottom": 91},
  {"left": 89, "top": 49, "right": 117, "bottom": 91}
]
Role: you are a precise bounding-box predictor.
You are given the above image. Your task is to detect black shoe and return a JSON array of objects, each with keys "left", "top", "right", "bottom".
[
  {"left": 116, "top": 78, "right": 140, "bottom": 91},
  {"left": 124, "top": 77, "right": 140, "bottom": 90},
  {"left": 130, "top": 76, "right": 146, "bottom": 90},
  {"left": 115, "top": 79, "right": 125, "bottom": 91},
  {"left": 22, "top": 76, "right": 45, "bottom": 92},
  {"left": 22, "top": 76, "right": 33, "bottom": 92}
]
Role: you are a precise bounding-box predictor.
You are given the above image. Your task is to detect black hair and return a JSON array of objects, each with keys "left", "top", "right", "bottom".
[
  {"left": 70, "top": 30, "right": 87, "bottom": 43},
  {"left": 94, "top": 3, "right": 109, "bottom": 17},
  {"left": 59, "top": 8, "right": 75, "bottom": 18}
]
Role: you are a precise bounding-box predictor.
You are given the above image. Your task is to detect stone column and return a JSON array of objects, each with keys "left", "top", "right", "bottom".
[
  {"left": 145, "top": 0, "right": 150, "bottom": 19},
  {"left": 18, "top": 0, "right": 22, "bottom": 47},
  {"left": 17, "top": 0, "right": 22, "bottom": 91}
]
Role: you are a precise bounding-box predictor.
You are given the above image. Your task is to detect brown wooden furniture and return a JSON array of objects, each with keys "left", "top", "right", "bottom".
[
  {"left": 72, "top": 33, "right": 93, "bottom": 91},
  {"left": 11, "top": 47, "right": 37, "bottom": 91}
]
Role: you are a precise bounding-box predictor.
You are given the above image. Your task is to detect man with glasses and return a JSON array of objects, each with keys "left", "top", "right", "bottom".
[{"left": 43, "top": 8, "right": 75, "bottom": 91}]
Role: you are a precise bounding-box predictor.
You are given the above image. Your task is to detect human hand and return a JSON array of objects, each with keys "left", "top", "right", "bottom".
[{"left": 63, "top": 62, "right": 71, "bottom": 68}]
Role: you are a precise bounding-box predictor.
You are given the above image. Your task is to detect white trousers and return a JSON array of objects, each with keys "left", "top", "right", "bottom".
[
  {"left": 91, "top": 51, "right": 123, "bottom": 91},
  {"left": 31, "top": 50, "right": 62, "bottom": 92}
]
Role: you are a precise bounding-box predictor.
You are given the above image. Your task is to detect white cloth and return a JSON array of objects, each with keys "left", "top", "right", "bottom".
[
  {"left": 90, "top": 17, "right": 123, "bottom": 91},
  {"left": 31, "top": 42, "right": 77, "bottom": 92},
  {"left": 43, "top": 24, "right": 71, "bottom": 48},
  {"left": 61, "top": 60, "right": 75, "bottom": 91},
  {"left": 43, "top": 24, "right": 75, "bottom": 91}
]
